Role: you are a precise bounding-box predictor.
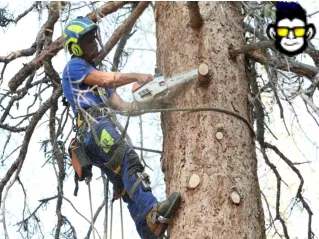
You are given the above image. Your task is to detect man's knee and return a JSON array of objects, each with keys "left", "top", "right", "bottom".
[{"left": 127, "top": 149, "right": 144, "bottom": 176}]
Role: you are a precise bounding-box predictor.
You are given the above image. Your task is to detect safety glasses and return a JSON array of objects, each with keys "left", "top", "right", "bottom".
[{"left": 276, "top": 27, "right": 306, "bottom": 37}]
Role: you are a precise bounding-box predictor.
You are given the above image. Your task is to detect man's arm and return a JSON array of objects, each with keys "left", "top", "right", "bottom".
[
  {"left": 84, "top": 70, "right": 152, "bottom": 88},
  {"left": 109, "top": 92, "right": 143, "bottom": 116},
  {"left": 109, "top": 92, "right": 135, "bottom": 111}
]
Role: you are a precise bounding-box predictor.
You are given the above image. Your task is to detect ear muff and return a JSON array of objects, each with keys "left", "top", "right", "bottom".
[{"left": 71, "top": 43, "right": 83, "bottom": 57}]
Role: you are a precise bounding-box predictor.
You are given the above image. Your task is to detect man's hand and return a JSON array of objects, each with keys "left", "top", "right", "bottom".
[{"left": 137, "top": 74, "right": 153, "bottom": 85}]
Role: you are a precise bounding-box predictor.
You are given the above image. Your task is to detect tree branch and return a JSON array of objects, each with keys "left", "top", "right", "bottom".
[
  {"left": 62, "top": 196, "right": 101, "bottom": 236},
  {"left": 0, "top": 123, "right": 27, "bottom": 132},
  {"left": 247, "top": 59, "right": 290, "bottom": 238},
  {"left": 38, "top": 2, "right": 68, "bottom": 56},
  {"left": 17, "top": 195, "right": 58, "bottom": 226},
  {"left": 0, "top": 42, "right": 37, "bottom": 63},
  {"left": 0, "top": 86, "right": 62, "bottom": 207},
  {"left": 265, "top": 143, "right": 314, "bottom": 239},
  {"left": 85, "top": 199, "right": 105, "bottom": 239},
  {"left": 243, "top": 23, "right": 319, "bottom": 67},
  {"left": 7, "top": 1, "right": 128, "bottom": 92},
  {"left": 299, "top": 93, "right": 319, "bottom": 119},
  {"left": 14, "top": 2, "right": 39, "bottom": 24},
  {"left": 246, "top": 51, "right": 318, "bottom": 80},
  {"left": 111, "top": 10, "right": 137, "bottom": 72},
  {"left": 49, "top": 88, "right": 66, "bottom": 239},
  {"left": 94, "top": 1, "right": 150, "bottom": 65},
  {"left": 61, "top": 215, "right": 78, "bottom": 239},
  {"left": 229, "top": 41, "right": 273, "bottom": 59}
]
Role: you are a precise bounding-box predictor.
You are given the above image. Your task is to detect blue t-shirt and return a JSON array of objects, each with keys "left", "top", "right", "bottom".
[{"left": 62, "top": 58, "right": 115, "bottom": 116}]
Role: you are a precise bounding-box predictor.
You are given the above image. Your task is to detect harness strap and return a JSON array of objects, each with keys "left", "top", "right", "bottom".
[
  {"left": 128, "top": 172, "right": 151, "bottom": 199},
  {"left": 102, "top": 141, "right": 126, "bottom": 174},
  {"left": 128, "top": 176, "right": 144, "bottom": 199},
  {"left": 77, "top": 106, "right": 110, "bottom": 129},
  {"left": 74, "top": 173, "right": 79, "bottom": 196}
]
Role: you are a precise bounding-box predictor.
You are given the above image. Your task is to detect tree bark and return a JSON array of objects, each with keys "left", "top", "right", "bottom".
[{"left": 155, "top": 2, "right": 265, "bottom": 238}]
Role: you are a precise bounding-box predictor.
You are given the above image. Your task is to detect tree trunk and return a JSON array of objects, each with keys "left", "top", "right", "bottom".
[{"left": 155, "top": 2, "right": 265, "bottom": 239}]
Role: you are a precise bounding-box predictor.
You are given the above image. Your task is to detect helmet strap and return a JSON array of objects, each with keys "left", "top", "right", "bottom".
[{"left": 71, "top": 43, "right": 83, "bottom": 57}]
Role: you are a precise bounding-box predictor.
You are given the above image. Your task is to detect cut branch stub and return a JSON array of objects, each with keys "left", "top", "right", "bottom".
[
  {"left": 198, "top": 63, "right": 210, "bottom": 84},
  {"left": 187, "top": 2, "right": 203, "bottom": 29},
  {"left": 216, "top": 132, "right": 223, "bottom": 140},
  {"left": 188, "top": 173, "right": 201, "bottom": 189},
  {"left": 230, "top": 189, "right": 241, "bottom": 204}
]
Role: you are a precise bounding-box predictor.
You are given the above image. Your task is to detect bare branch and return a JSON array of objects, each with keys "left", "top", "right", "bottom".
[
  {"left": 86, "top": 1, "right": 128, "bottom": 20},
  {"left": 7, "top": 1, "right": 129, "bottom": 92},
  {"left": 229, "top": 41, "right": 273, "bottom": 59},
  {"left": 247, "top": 59, "right": 290, "bottom": 238},
  {"left": 14, "top": 2, "right": 39, "bottom": 24},
  {"left": 244, "top": 23, "right": 319, "bottom": 67},
  {"left": 0, "top": 123, "right": 27, "bottom": 132},
  {"left": 35, "top": 2, "right": 68, "bottom": 55},
  {"left": 1, "top": 73, "right": 36, "bottom": 123},
  {"left": 265, "top": 65, "right": 290, "bottom": 135},
  {"left": 265, "top": 143, "right": 314, "bottom": 239},
  {"left": 111, "top": 20, "right": 136, "bottom": 72},
  {"left": 48, "top": 87, "right": 66, "bottom": 239},
  {"left": 0, "top": 42, "right": 37, "bottom": 63},
  {"left": 85, "top": 199, "right": 105, "bottom": 239},
  {"left": 305, "top": 73, "right": 319, "bottom": 98},
  {"left": 260, "top": 147, "right": 290, "bottom": 239},
  {"left": 299, "top": 93, "right": 319, "bottom": 119},
  {"left": 62, "top": 196, "right": 101, "bottom": 236},
  {"left": 94, "top": 1, "right": 150, "bottom": 65},
  {"left": 0, "top": 86, "right": 63, "bottom": 207},
  {"left": 17, "top": 195, "right": 58, "bottom": 226},
  {"left": 61, "top": 215, "right": 78, "bottom": 239},
  {"left": 244, "top": 23, "right": 268, "bottom": 41},
  {"left": 246, "top": 51, "right": 318, "bottom": 80}
]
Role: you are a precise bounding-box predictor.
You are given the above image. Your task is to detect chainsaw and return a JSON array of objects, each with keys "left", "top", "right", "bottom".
[{"left": 132, "top": 68, "right": 198, "bottom": 109}]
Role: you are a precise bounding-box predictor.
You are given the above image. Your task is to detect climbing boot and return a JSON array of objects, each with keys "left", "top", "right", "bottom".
[{"left": 146, "top": 192, "right": 181, "bottom": 237}]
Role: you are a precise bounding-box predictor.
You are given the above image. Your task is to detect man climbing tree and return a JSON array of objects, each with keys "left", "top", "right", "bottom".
[
  {"left": 62, "top": 16, "right": 181, "bottom": 239},
  {"left": 0, "top": 2, "right": 317, "bottom": 238}
]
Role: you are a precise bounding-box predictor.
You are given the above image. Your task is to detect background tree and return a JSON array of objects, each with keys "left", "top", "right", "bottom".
[{"left": 0, "top": 1, "right": 318, "bottom": 239}]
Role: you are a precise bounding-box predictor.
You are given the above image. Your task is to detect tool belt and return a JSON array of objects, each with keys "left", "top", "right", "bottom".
[
  {"left": 68, "top": 138, "right": 92, "bottom": 182},
  {"left": 77, "top": 107, "right": 110, "bottom": 128}
]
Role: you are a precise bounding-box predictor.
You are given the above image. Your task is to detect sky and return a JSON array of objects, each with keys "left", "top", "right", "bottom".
[{"left": 0, "top": 1, "right": 319, "bottom": 239}]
